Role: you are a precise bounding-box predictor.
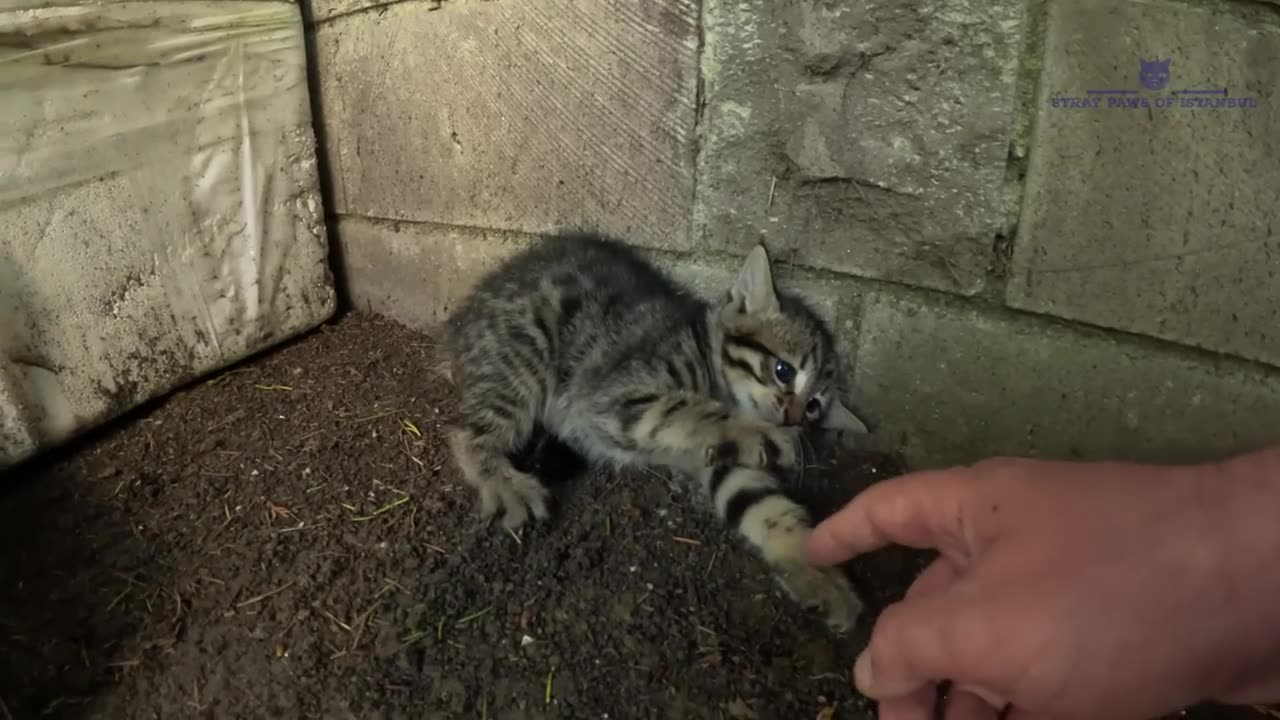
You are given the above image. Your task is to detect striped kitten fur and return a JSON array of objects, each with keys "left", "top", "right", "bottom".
[{"left": 441, "top": 232, "right": 870, "bottom": 630}]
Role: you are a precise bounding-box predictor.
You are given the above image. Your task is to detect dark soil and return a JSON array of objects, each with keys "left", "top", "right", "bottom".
[{"left": 0, "top": 312, "right": 1270, "bottom": 720}]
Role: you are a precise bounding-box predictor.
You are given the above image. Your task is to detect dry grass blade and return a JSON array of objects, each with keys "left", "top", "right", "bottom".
[
  {"left": 349, "top": 606, "right": 377, "bottom": 651},
  {"left": 351, "top": 408, "right": 402, "bottom": 423},
  {"left": 170, "top": 587, "right": 183, "bottom": 625},
  {"left": 204, "top": 368, "right": 252, "bottom": 386},
  {"left": 321, "top": 609, "right": 353, "bottom": 633},
  {"left": 400, "top": 418, "right": 422, "bottom": 437},
  {"left": 105, "top": 586, "right": 132, "bottom": 612},
  {"left": 455, "top": 606, "right": 492, "bottom": 626},
  {"left": 235, "top": 581, "right": 296, "bottom": 608},
  {"left": 350, "top": 495, "right": 410, "bottom": 522}
]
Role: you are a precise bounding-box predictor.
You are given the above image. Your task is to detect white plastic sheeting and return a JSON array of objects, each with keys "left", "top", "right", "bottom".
[{"left": 0, "top": 1, "right": 335, "bottom": 468}]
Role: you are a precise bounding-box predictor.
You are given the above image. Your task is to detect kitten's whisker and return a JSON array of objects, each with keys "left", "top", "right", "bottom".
[{"left": 796, "top": 432, "right": 816, "bottom": 487}]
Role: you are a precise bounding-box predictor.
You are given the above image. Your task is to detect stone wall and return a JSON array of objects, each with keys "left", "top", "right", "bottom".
[{"left": 308, "top": 0, "right": 1280, "bottom": 469}]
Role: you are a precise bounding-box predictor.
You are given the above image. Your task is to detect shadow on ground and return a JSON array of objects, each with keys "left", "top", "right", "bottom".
[{"left": 0, "top": 431, "right": 177, "bottom": 719}]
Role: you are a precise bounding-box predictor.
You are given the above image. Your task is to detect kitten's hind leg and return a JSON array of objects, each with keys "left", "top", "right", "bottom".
[
  {"left": 447, "top": 425, "right": 551, "bottom": 530},
  {"left": 700, "top": 463, "right": 864, "bottom": 632},
  {"left": 445, "top": 319, "right": 556, "bottom": 531}
]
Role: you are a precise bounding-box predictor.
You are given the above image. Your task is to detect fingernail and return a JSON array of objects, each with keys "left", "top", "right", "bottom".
[{"left": 853, "top": 651, "right": 873, "bottom": 693}]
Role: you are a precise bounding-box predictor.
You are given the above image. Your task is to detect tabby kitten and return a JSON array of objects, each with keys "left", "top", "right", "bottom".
[{"left": 441, "top": 231, "right": 870, "bottom": 630}]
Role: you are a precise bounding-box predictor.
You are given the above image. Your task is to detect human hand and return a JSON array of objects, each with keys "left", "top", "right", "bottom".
[{"left": 806, "top": 451, "right": 1280, "bottom": 720}]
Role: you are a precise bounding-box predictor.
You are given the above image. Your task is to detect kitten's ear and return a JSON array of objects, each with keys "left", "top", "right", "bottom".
[
  {"left": 823, "top": 398, "right": 869, "bottom": 435},
  {"left": 730, "top": 244, "right": 781, "bottom": 315}
]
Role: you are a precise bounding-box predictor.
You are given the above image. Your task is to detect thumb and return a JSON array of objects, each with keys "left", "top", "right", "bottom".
[
  {"left": 855, "top": 586, "right": 998, "bottom": 701},
  {"left": 807, "top": 467, "right": 980, "bottom": 566}
]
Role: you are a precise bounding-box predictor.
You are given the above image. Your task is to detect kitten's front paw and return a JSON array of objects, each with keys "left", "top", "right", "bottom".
[
  {"left": 773, "top": 562, "right": 864, "bottom": 634},
  {"left": 709, "top": 422, "right": 800, "bottom": 475},
  {"left": 476, "top": 471, "right": 551, "bottom": 531}
]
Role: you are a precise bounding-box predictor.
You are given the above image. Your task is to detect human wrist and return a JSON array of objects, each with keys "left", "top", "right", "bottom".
[{"left": 1192, "top": 443, "right": 1280, "bottom": 704}]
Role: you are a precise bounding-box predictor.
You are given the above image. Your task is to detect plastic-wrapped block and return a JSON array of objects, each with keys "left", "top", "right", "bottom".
[{"left": 0, "top": 1, "right": 336, "bottom": 468}]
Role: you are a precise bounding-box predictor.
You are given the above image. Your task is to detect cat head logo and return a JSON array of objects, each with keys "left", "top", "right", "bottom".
[{"left": 1139, "top": 57, "right": 1171, "bottom": 90}]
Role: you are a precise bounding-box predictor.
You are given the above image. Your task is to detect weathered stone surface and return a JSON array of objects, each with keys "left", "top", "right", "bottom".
[
  {"left": 697, "top": 0, "right": 1025, "bottom": 294},
  {"left": 0, "top": 1, "right": 334, "bottom": 468},
  {"left": 308, "top": 0, "right": 385, "bottom": 23},
  {"left": 1008, "top": 0, "right": 1280, "bottom": 367},
  {"left": 309, "top": 0, "right": 480, "bottom": 24},
  {"left": 314, "top": 0, "right": 699, "bottom": 251},
  {"left": 851, "top": 294, "right": 1280, "bottom": 469}
]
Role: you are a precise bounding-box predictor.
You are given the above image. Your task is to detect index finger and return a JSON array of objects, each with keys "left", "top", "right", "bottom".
[{"left": 806, "top": 466, "right": 981, "bottom": 566}]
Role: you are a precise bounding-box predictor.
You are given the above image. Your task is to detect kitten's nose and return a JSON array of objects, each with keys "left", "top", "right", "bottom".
[{"left": 783, "top": 398, "right": 804, "bottom": 425}]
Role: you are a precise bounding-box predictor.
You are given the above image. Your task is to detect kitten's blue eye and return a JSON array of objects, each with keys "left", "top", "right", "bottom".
[{"left": 773, "top": 360, "right": 796, "bottom": 384}]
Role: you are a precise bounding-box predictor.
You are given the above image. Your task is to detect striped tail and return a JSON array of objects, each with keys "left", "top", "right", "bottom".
[{"left": 702, "top": 462, "right": 863, "bottom": 632}]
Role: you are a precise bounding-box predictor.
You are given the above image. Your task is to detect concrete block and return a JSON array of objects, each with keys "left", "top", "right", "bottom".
[
  {"left": 851, "top": 294, "right": 1280, "bottom": 469},
  {"left": 0, "top": 1, "right": 335, "bottom": 468},
  {"left": 335, "top": 218, "right": 536, "bottom": 332},
  {"left": 1008, "top": 0, "right": 1280, "bottom": 367},
  {"left": 313, "top": 0, "right": 700, "bottom": 251},
  {"left": 696, "top": 0, "right": 1025, "bottom": 294}
]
